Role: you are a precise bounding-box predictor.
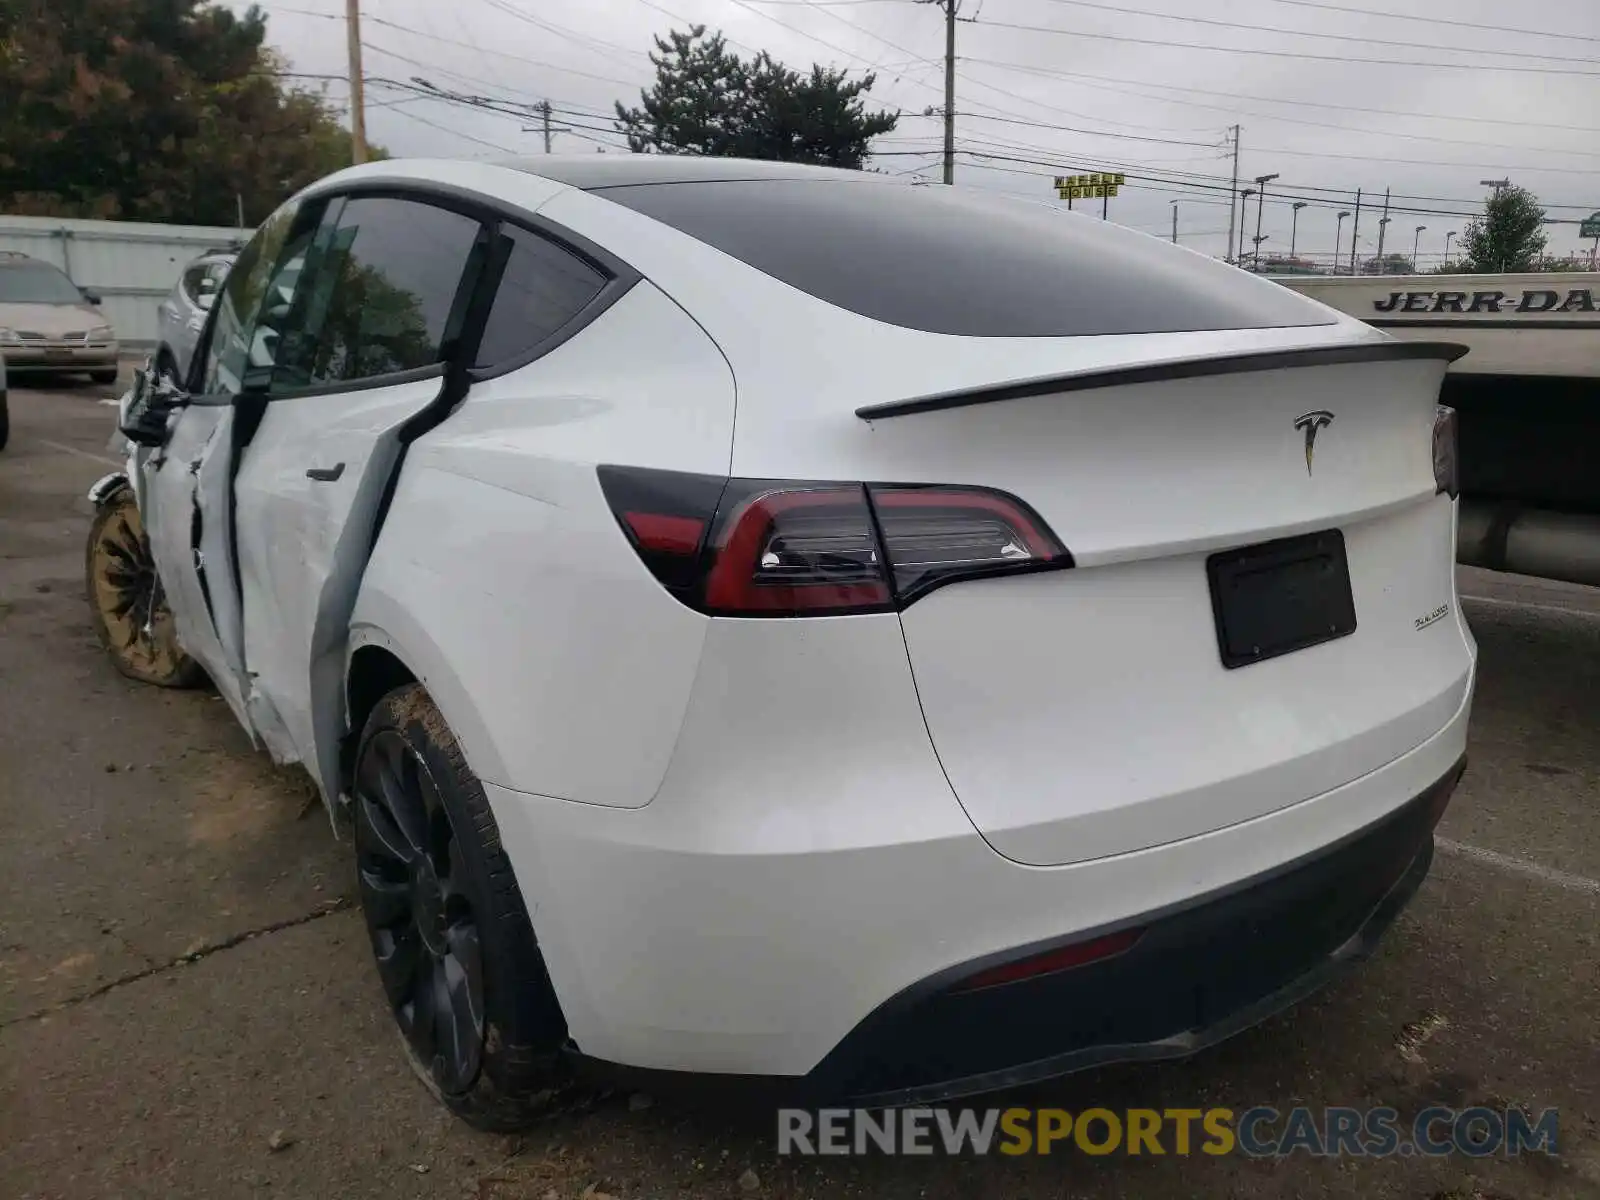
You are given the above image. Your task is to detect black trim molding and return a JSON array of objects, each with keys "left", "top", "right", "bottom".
[
  {"left": 855, "top": 340, "right": 1471, "bottom": 420},
  {"left": 1368, "top": 318, "right": 1600, "bottom": 331}
]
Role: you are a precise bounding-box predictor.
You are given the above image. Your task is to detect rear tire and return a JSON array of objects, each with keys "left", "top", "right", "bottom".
[
  {"left": 353, "top": 683, "right": 570, "bottom": 1131},
  {"left": 0, "top": 390, "right": 8, "bottom": 451},
  {"left": 90, "top": 368, "right": 119, "bottom": 385},
  {"left": 84, "top": 489, "right": 205, "bottom": 687}
]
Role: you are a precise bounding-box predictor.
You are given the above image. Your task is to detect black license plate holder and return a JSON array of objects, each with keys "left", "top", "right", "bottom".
[{"left": 1207, "top": 530, "right": 1356, "bottom": 669}]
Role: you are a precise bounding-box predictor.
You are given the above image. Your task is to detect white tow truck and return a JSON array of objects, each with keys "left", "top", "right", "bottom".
[{"left": 1278, "top": 272, "right": 1600, "bottom": 588}]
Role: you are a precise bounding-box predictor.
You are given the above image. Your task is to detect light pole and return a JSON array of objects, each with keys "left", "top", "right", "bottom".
[
  {"left": 1170, "top": 200, "right": 1178, "bottom": 244},
  {"left": 1444, "top": 230, "right": 1456, "bottom": 268},
  {"left": 1412, "top": 225, "right": 1426, "bottom": 270},
  {"left": 1376, "top": 216, "right": 1392, "bottom": 273},
  {"left": 1480, "top": 177, "right": 1510, "bottom": 196},
  {"left": 1335, "top": 210, "right": 1350, "bottom": 275},
  {"left": 1238, "top": 189, "right": 1256, "bottom": 263},
  {"left": 1252, "top": 173, "right": 1279, "bottom": 271},
  {"left": 1289, "top": 201, "right": 1307, "bottom": 261}
]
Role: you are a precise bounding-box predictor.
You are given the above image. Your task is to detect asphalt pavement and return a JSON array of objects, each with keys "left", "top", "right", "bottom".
[{"left": 1, "top": 373, "right": 1596, "bottom": 1200}]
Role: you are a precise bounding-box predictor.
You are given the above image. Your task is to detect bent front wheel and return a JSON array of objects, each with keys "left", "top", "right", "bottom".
[{"left": 84, "top": 489, "right": 205, "bottom": 688}]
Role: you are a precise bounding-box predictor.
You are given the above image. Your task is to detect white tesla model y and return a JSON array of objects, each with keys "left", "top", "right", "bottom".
[{"left": 89, "top": 156, "right": 1475, "bottom": 1128}]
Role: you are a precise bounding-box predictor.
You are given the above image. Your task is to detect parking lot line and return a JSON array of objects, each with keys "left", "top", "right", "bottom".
[
  {"left": 1436, "top": 837, "right": 1600, "bottom": 897},
  {"left": 33, "top": 438, "right": 123, "bottom": 468}
]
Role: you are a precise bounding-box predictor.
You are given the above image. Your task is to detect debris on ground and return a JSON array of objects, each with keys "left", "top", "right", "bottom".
[
  {"left": 1396, "top": 1010, "right": 1450, "bottom": 1065},
  {"left": 738, "top": 1167, "right": 761, "bottom": 1192},
  {"left": 266, "top": 1129, "right": 293, "bottom": 1153}
]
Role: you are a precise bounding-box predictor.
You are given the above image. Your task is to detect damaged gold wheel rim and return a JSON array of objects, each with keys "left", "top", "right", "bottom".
[{"left": 90, "top": 498, "right": 185, "bottom": 680}]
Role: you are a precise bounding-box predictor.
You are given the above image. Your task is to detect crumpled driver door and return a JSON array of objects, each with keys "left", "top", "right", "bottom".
[{"left": 139, "top": 392, "right": 256, "bottom": 740}]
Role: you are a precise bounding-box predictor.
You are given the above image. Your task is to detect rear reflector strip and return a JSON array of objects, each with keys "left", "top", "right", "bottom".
[{"left": 950, "top": 927, "right": 1144, "bottom": 994}]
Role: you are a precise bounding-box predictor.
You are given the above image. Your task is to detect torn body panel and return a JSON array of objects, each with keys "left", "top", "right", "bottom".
[
  {"left": 139, "top": 403, "right": 259, "bottom": 738},
  {"left": 232, "top": 373, "right": 450, "bottom": 814}
]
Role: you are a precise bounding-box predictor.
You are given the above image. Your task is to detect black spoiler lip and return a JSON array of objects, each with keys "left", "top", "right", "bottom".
[{"left": 854, "top": 340, "right": 1471, "bottom": 420}]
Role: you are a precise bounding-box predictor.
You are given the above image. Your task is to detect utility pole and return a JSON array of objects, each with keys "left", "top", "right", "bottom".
[
  {"left": 1252, "top": 173, "right": 1278, "bottom": 271},
  {"left": 1225, "top": 125, "right": 1240, "bottom": 264},
  {"left": 1374, "top": 186, "right": 1392, "bottom": 268},
  {"left": 523, "top": 102, "right": 569, "bottom": 152},
  {"left": 1349, "top": 188, "right": 1362, "bottom": 275},
  {"left": 1289, "top": 201, "right": 1307, "bottom": 261},
  {"left": 1335, "top": 210, "right": 1349, "bottom": 275},
  {"left": 345, "top": 0, "right": 367, "bottom": 164},
  {"left": 1444, "top": 230, "right": 1456, "bottom": 269},
  {"left": 1171, "top": 200, "right": 1178, "bottom": 244},
  {"left": 941, "top": 0, "right": 956, "bottom": 184},
  {"left": 1238, "top": 189, "right": 1256, "bottom": 264}
]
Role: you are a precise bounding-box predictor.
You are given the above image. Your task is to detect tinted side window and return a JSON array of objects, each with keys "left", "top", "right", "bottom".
[
  {"left": 280, "top": 196, "right": 482, "bottom": 387},
  {"left": 201, "top": 202, "right": 302, "bottom": 394},
  {"left": 474, "top": 226, "right": 608, "bottom": 369},
  {"left": 598, "top": 180, "right": 1336, "bottom": 337}
]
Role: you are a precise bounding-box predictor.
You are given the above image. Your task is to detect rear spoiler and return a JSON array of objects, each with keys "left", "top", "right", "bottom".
[{"left": 854, "top": 340, "right": 1470, "bottom": 420}]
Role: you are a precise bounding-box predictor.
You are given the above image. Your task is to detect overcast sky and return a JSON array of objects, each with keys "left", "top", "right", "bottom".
[{"left": 239, "top": 0, "right": 1600, "bottom": 266}]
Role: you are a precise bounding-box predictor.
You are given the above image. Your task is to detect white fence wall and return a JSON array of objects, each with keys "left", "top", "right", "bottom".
[{"left": 0, "top": 215, "right": 253, "bottom": 348}]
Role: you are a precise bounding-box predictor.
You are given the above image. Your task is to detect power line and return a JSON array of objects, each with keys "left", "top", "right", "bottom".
[
  {"left": 361, "top": 13, "right": 638, "bottom": 86},
  {"left": 762, "top": 0, "right": 1229, "bottom": 141},
  {"left": 386, "top": 103, "right": 521, "bottom": 153},
  {"left": 1261, "top": 0, "right": 1600, "bottom": 45},
  {"left": 470, "top": 0, "right": 648, "bottom": 64},
  {"left": 959, "top": 67, "right": 1600, "bottom": 160},
  {"left": 965, "top": 16, "right": 1600, "bottom": 76},
  {"left": 1023, "top": 0, "right": 1600, "bottom": 66},
  {"left": 957, "top": 57, "right": 1597, "bottom": 134}
]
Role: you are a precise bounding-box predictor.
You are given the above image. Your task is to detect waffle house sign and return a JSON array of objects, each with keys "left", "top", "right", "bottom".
[{"left": 1055, "top": 173, "right": 1125, "bottom": 201}]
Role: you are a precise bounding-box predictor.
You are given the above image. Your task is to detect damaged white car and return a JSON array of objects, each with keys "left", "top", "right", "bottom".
[{"left": 88, "top": 156, "right": 1476, "bottom": 1130}]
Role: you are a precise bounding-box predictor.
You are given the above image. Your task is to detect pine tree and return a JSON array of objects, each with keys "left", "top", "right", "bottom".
[{"left": 615, "top": 26, "right": 898, "bottom": 168}]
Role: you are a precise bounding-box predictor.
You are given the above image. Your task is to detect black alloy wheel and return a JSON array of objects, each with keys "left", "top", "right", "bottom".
[
  {"left": 351, "top": 684, "right": 570, "bottom": 1130},
  {"left": 354, "top": 727, "right": 487, "bottom": 1096}
]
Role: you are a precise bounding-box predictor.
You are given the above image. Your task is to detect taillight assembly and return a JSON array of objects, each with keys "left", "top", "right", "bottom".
[
  {"left": 1432, "top": 404, "right": 1458, "bottom": 499},
  {"left": 597, "top": 466, "right": 1072, "bottom": 616}
]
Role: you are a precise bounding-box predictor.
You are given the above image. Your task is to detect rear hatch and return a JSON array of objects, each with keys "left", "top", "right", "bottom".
[{"left": 878, "top": 352, "right": 1472, "bottom": 866}]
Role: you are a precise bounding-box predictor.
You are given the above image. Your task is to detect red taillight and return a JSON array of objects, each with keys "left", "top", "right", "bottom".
[
  {"left": 1433, "top": 404, "right": 1458, "bottom": 499},
  {"left": 597, "top": 466, "right": 1072, "bottom": 616},
  {"left": 704, "top": 486, "right": 893, "bottom": 616},
  {"left": 622, "top": 511, "right": 705, "bottom": 555},
  {"left": 950, "top": 927, "right": 1144, "bottom": 994}
]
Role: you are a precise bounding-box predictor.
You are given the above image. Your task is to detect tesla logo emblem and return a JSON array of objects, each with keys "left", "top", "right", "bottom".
[{"left": 1293, "top": 410, "right": 1335, "bottom": 475}]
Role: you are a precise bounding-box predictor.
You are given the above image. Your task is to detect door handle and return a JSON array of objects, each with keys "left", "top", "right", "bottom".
[{"left": 306, "top": 463, "right": 345, "bottom": 482}]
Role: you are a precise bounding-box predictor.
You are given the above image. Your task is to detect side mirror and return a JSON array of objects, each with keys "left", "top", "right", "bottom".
[
  {"left": 118, "top": 364, "right": 188, "bottom": 447},
  {"left": 81, "top": 287, "right": 102, "bottom": 306},
  {"left": 197, "top": 292, "right": 215, "bottom": 311}
]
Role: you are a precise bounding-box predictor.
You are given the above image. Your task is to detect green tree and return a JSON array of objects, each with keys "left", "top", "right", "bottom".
[
  {"left": 0, "top": 0, "right": 367, "bottom": 225},
  {"left": 1462, "top": 184, "right": 1548, "bottom": 273},
  {"left": 615, "top": 26, "right": 898, "bottom": 168}
]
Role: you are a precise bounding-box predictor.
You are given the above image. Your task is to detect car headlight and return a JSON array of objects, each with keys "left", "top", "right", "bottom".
[{"left": 90, "top": 325, "right": 114, "bottom": 340}]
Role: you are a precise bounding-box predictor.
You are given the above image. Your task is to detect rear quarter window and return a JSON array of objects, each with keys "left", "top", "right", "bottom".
[
  {"left": 596, "top": 179, "right": 1335, "bottom": 337},
  {"left": 474, "top": 225, "right": 609, "bottom": 370}
]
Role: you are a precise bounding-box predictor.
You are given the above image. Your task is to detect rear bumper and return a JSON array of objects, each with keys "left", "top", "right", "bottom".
[
  {"left": 486, "top": 616, "right": 1474, "bottom": 1080},
  {"left": 806, "top": 756, "right": 1463, "bottom": 1106}
]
